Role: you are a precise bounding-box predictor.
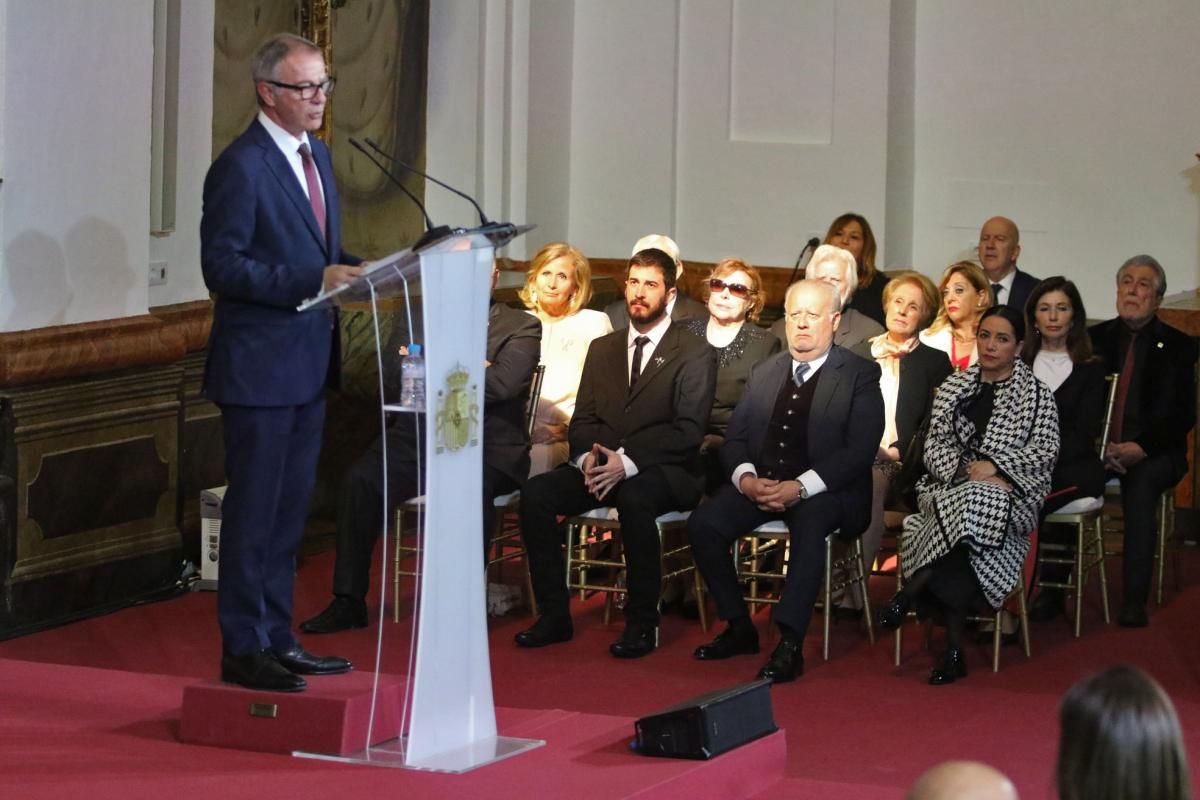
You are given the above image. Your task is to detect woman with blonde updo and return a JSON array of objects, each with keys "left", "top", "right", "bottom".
[{"left": 919, "top": 261, "right": 993, "bottom": 371}]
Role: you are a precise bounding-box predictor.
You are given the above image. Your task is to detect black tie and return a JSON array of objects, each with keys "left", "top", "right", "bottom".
[
  {"left": 630, "top": 336, "right": 650, "bottom": 389},
  {"left": 793, "top": 362, "right": 810, "bottom": 387},
  {"left": 991, "top": 283, "right": 1003, "bottom": 306}
]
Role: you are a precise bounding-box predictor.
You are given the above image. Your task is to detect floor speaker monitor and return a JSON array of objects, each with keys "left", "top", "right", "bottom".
[{"left": 634, "top": 679, "right": 776, "bottom": 760}]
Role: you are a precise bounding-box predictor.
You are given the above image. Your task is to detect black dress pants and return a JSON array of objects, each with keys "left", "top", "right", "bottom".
[
  {"left": 688, "top": 484, "right": 843, "bottom": 640},
  {"left": 520, "top": 464, "right": 684, "bottom": 628},
  {"left": 1116, "top": 453, "right": 1184, "bottom": 608},
  {"left": 331, "top": 424, "right": 516, "bottom": 600}
]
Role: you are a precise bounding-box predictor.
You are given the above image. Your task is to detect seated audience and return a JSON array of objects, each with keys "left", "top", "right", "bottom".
[
  {"left": 688, "top": 280, "right": 883, "bottom": 683},
  {"left": 826, "top": 212, "right": 886, "bottom": 326},
  {"left": 1020, "top": 277, "right": 1107, "bottom": 622},
  {"left": 1057, "top": 665, "right": 1190, "bottom": 800},
  {"left": 1090, "top": 255, "right": 1197, "bottom": 628},
  {"left": 978, "top": 216, "right": 1038, "bottom": 312},
  {"left": 519, "top": 242, "right": 612, "bottom": 476},
  {"left": 881, "top": 306, "right": 1059, "bottom": 684},
  {"left": 300, "top": 269, "right": 541, "bottom": 634},
  {"left": 920, "top": 261, "right": 993, "bottom": 371},
  {"left": 906, "top": 760, "right": 1020, "bottom": 800},
  {"left": 515, "top": 248, "right": 717, "bottom": 658},
  {"left": 605, "top": 234, "right": 706, "bottom": 329},
  {"left": 840, "top": 272, "right": 951, "bottom": 614},
  {"left": 770, "top": 244, "right": 884, "bottom": 349},
  {"left": 682, "top": 258, "right": 780, "bottom": 492}
]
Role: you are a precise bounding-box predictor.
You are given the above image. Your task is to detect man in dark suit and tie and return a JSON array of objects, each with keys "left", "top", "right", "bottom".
[
  {"left": 1090, "top": 255, "right": 1197, "bottom": 627},
  {"left": 978, "top": 216, "right": 1038, "bottom": 311},
  {"left": 299, "top": 273, "right": 542, "bottom": 634},
  {"left": 688, "top": 279, "right": 883, "bottom": 682},
  {"left": 516, "top": 248, "right": 717, "bottom": 658},
  {"left": 604, "top": 234, "right": 707, "bottom": 329},
  {"left": 200, "top": 33, "right": 363, "bottom": 692}
]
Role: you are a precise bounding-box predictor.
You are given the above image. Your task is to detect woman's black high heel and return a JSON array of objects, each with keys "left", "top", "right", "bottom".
[
  {"left": 878, "top": 592, "right": 912, "bottom": 630},
  {"left": 928, "top": 647, "right": 968, "bottom": 685}
]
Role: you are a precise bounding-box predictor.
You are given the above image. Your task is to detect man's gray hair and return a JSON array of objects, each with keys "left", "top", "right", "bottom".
[
  {"left": 785, "top": 278, "right": 840, "bottom": 317},
  {"left": 251, "top": 33, "right": 321, "bottom": 84},
  {"left": 1117, "top": 254, "right": 1167, "bottom": 298}
]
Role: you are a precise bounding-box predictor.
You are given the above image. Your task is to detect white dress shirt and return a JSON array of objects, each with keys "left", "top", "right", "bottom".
[
  {"left": 257, "top": 110, "right": 323, "bottom": 201},
  {"left": 990, "top": 268, "right": 1015, "bottom": 306}
]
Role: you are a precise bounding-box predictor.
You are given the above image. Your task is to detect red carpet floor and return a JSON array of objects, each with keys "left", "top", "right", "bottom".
[{"left": 2, "top": 545, "right": 1199, "bottom": 799}]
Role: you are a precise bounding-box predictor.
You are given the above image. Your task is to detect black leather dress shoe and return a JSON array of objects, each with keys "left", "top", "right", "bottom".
[
  {"left": 877, "top": 592, "right": 912, "bottom": 631},
  {"left": 221, "top": 650, "right": 307, "bottom": 693},
  {"left": 757, "top": 639, "right": 804, "bottom": 683},
  {"left": 514, "top": 615, "right": 574, "bottom": 648},
  {"left": 1118, "top": 603, "right": 1148, "bottom": 628},
  {"left": 609, "top": 624, "right": 658, "bottom": 659},
  {"left": 273, "top": 645, "right": 352, "bottom": 675},
  {"left": 928, "top": 647, "right": 967, "bottom": 685},
  {"left": 694, "top": 624, "right": 760, "bottom": 660},
  {"left": 299, "top": 597, "right": 368, "bottom": 634}
]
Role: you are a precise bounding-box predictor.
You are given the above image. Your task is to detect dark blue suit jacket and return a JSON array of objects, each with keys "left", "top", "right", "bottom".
[
  {"left": 721, "top": 346, "right": 883, "bottom": 536},
  {"left": 201, "top": 119, "right": 361, "bottom": 407}
]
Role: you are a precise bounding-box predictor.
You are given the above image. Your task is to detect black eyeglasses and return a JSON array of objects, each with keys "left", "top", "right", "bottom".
[
  {"left": 709, "top": 278, "right": 754, "bottom": 299},
  {"left": 265, "top": 77, "right": 335, "bottom": 100}
]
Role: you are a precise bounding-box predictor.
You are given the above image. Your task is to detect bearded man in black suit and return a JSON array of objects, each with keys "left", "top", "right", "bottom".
[
  {"left": 688, "top": 279, "right": 883, "bottom": 682},
  {"left": 516, "top": 248, "right": 717, "bottom": 658}
]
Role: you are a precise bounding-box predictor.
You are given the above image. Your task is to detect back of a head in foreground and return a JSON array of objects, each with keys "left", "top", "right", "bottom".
[
  {"left": 906, "top": 760, "right": 1019, "bottom": 800},
  {"left": 1057, "top": 665, "right": 1191, "bottom": 800}
]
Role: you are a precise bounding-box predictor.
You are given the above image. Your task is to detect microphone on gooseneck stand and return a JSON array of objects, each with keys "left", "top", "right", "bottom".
[
  {"left": 348, "top": 137, "right": 451, "bottom": 250},
  {"left": 786, "top": 237, "right": 822, "bottom": 287},
  {"left": 363, "top": 137, "right": 495, "bottom": 229}
]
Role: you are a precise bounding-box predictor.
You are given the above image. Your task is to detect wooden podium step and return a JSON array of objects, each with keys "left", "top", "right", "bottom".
[{"left": 179, "top": 671, "right": 407, "bottom": 755}]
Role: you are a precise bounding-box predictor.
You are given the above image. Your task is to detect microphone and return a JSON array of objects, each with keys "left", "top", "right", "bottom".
[
  {"left": 364, "top": 137, "right": 493, "bottom": 227},
  {"left": 348, "top": 137, "right": 451, "bottom": 250},
  {"left": 787, "top": 237, "right": 821, "bottom": 286}
]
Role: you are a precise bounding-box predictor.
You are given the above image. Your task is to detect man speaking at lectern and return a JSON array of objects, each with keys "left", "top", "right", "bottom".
[{"left": 200, "top": 33, "right": 362, "bottom": 692}]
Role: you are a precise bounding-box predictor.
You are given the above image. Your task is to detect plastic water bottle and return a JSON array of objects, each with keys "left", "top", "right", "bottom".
[{"left": 399, "top": 344, "right": 425, "bottom": 411}]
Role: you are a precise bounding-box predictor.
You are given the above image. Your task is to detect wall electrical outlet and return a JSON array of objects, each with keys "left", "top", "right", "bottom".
[{"left": 149, "top": 261, "right": 168, "bottom": 286}]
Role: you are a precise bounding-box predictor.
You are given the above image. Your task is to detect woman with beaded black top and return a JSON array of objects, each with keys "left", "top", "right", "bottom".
[
  {"left": 879, "top": 305, "right": 1060, "bottom": 684},
  {"left": 839, "top": 272, "right": 951, "bottom": 614},
  {"left": 1022, "top": 277, "right": 1107, "bottom": 621},
  {"left": 682, "top": 258, "right": 780, "bottom": 492}
]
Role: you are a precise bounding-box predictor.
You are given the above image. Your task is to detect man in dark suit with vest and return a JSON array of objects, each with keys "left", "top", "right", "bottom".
[
  {"left": 200, "top": 33, "right": 363, "bottom": 692},
  {"left": 299, "top": 271, "right": 541, "bottom": 634},
  {"left": 978, "top": 216, "right": 1038, "bottom": 311},
  {"left": 1090, "top": 255, "right": 1197, "bottom": 627},
  {"left": 688, "top": 280, "right": 883, "bottom": 682},
  {"left": 516, "top": 248, "right": 717, "bottom": 658}
]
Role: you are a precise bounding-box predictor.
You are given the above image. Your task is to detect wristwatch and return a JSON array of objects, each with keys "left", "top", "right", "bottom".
[{"left": 797, "top": 482, "right": 809, "bottom": 500}]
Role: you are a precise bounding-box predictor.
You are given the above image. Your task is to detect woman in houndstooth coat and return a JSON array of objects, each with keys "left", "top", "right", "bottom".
[{"left": 880, "top": 305, "right": 1059, "bottom": 685}]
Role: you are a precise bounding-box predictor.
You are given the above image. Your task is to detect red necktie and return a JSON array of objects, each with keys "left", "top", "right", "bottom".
[
  {"left": 298, "top": 142, "right": 326, "bottom": 240},
  {"left": 1109, "top": 329, "right": 1138, "bottom": 443}
]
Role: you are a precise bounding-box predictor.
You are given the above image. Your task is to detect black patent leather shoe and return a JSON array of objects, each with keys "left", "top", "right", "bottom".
[
  {"left": 273, "top": 645, "right": 352, "bottom": 675},
  {"left": 877, "top": 592, "right": 912, "bottom": 631},
  {"left": 609, "top": 624, "right": 658, "bottom": 659},
  {"left": 299, "top": 596, "right": 369, "bottom": 634},
  {"left": 756, "top": 639, "right": 804, "bottom": 683},
  {"left": 514, "top": 615, "right": 574, "bottom": 648},
  {"left": 694, "top": 624, "right": 760, "bottom": 660},
  {"left": 928, "top": 647, "right": 967, "bottom": 685},
  {"left": 221, "top": 650, "right": 307, "bottom": 693}
]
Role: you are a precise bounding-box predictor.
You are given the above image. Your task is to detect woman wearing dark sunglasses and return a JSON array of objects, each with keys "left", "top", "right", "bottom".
[{"left": 682, "top": 258, "right": 780, "bottom": 493}]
